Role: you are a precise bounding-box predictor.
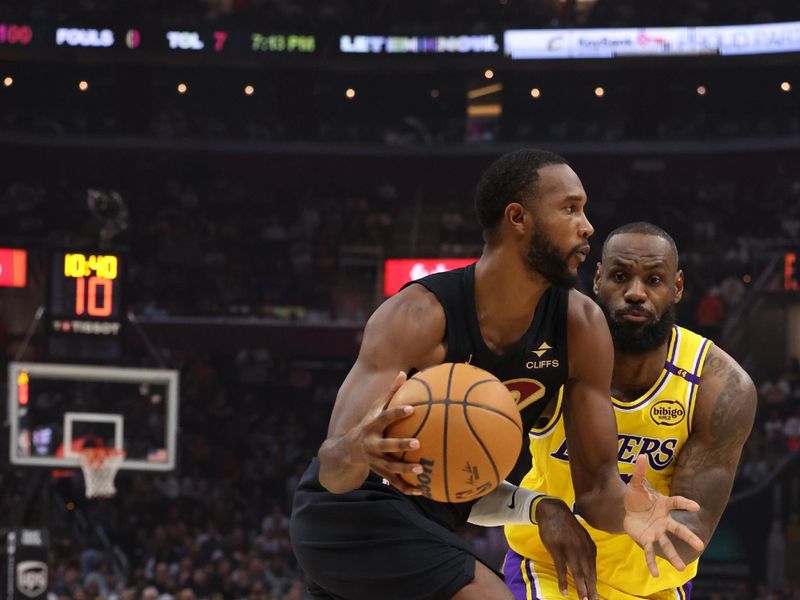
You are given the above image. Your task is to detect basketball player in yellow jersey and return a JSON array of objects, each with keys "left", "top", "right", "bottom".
[{"left": 504, "top": 222, "right": 757, "bottom": 600}]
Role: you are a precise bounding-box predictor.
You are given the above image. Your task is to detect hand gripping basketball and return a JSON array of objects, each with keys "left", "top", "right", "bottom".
[
  {"left": 346, "top": 371, "right": 424, "bottom": 495},
  {"left": 623, "top": 454, "right": 705, "bottom": 577}
]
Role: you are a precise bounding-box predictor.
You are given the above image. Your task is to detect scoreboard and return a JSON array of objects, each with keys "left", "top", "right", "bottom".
[{"left": 48, "top": 251, "right": 123, "bottom": 359}]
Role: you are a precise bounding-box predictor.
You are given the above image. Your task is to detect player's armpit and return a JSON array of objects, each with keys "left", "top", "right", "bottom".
[{"left": 662, "top": 344, "right": 756, "bottom": 564}]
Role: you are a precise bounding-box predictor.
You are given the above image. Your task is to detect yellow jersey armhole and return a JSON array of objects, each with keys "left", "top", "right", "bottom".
[{"left": 687, "top": 339, "right": 713, "bottom": 435}]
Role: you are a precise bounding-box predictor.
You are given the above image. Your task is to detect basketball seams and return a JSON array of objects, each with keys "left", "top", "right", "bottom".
[
  {"left": 397, "top": 377, "right": 434, "bottom": 463},
  {"left": 460, "top": 402, "right": 501, "bottom": 488},
  {"left": 463, "top": 380, "right": 524, "bottom": 433},
  {"left": 443, "top": 363, "right": 457, "bottom": 502}
]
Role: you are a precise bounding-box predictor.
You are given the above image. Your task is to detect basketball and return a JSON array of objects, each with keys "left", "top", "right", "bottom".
[{"left": 385, "top": 362, "right": 522, "bottom": 503}]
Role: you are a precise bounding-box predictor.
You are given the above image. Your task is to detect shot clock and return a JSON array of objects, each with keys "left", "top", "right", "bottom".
[{"left": 47, "top": 251, "right": 124, "bottom": 360}]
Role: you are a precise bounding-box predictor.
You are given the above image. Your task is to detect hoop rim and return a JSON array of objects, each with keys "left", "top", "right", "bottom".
[{"left": 78, "top": 447, "right": 126, "bottom": 467}]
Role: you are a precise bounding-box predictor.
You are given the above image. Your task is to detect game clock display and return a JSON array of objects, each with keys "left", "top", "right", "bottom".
[{"left": 49, "top": 251, "right": 123, "bottom": 337}]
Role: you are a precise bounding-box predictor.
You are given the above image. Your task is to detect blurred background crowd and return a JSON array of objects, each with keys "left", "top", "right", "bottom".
[{"left": 1, "top": 1, "right": 800, "bottom": 599}]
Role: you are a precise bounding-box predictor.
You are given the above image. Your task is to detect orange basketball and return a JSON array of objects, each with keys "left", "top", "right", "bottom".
[{"left": 385, "top": 362, "right": 522, "bottom": 503}]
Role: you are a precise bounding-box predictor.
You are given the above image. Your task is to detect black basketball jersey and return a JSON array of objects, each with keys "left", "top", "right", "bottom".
[{"left": 402, "top": 262, "right": 570, "bottom": 530}]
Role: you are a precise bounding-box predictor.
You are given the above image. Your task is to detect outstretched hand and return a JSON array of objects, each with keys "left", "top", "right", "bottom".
[
  {"left": 345, "top": 371, "right": 423, "bottom": 495},
  {"left": 623, "top": 455, "right": 705, "bottom": 576}
]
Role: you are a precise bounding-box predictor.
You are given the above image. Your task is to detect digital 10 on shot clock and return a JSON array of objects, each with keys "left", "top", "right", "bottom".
[{"left": 49, "top": 251, "right": 123, "bottom": 336}]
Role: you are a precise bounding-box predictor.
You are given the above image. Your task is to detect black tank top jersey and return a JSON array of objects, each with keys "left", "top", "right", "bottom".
[{"left": 401, "top": 263, "right": 570, "bottom": 530}]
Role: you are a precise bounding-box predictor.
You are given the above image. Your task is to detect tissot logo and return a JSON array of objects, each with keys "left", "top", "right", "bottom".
[
  {"left": 17, "top": 560, "right": 47, "bottom": 598},
  {"left": 650, "top": 400, "right": 686, "bottom": 426}
]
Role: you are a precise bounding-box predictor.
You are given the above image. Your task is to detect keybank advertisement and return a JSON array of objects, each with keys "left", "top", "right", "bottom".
[{"left": 505, "top": 20, "right": 800, "bottom": 59}]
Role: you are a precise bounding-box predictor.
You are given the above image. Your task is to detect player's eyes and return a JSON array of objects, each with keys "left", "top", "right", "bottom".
[
  {"left": 612, "top": 272, "right": 626, "bottom": 282},
  {"left": 648, "top": 276, "right": 662, "bottom": 284}
]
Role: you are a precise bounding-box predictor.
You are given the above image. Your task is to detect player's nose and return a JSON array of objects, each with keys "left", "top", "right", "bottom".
[
  {"left": 579, "top": 213, "right": 594, "bottom": 239},
  {"left": 624, "top": 279, "right": 647, "bottom": 303}
]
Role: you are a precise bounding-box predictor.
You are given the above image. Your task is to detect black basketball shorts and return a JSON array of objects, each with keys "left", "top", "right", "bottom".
[{"left": 290, "top": 459, "right": 497, "bottom": 600}]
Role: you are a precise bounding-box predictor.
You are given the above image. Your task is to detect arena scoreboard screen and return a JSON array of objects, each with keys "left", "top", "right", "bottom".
[{"left": 47, "top": 251, "right": 124, "bottom": 359}]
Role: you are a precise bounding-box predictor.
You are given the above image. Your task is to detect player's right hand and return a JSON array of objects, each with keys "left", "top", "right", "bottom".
[
  {"left": 537, "top": 498, "right": 598, "bottom": 600},
  {"left": 344, "top": 371, "right": 424, "bottom": 495}
]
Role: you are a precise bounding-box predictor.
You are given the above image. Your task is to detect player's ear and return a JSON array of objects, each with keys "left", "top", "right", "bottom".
[
  {"left": 505, "top": 202, "right": 528, "bottom": 236},
  {"left": 592, "top": 262, "right": 602, "bottom": 296},
  {"left": 674, "top": 269, "right": 684, "bottom": 303}
]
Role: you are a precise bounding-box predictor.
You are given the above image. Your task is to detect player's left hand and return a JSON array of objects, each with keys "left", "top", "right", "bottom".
[
  {"left": 537, "top": 498, "right": 598, "bottom": 600},
  {"left": 623, "top": 454, "right": 705, "bottom": 576}
]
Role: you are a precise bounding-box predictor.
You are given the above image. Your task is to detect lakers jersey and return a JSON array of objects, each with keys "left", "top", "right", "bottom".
[{"left": 505, "top": 325, "right": 712, "bottom": 598}]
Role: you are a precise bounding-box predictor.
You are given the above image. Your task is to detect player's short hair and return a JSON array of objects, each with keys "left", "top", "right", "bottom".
[
  {"left": 603, "top": 222, "right": 679, "bottom": 267},
  {"left": 474, "top": 149, "right": 568, "bottom": 239}
]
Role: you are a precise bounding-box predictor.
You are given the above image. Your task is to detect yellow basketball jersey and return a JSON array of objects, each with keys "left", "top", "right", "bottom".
[{"left": 506, "top": 326, "right": 712, "bottom": 598}]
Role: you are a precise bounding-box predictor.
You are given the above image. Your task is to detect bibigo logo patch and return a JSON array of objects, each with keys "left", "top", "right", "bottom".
[{"left": 649, "top": 400, "right": 686, "bottom": 426}]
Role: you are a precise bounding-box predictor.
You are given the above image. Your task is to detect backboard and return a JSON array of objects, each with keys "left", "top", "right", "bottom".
[{"left": 8, "top": 362, "right": 179, "bottom": 471}]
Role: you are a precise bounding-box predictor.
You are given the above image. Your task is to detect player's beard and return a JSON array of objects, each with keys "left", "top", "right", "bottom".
[
  {"left": 524, "top": 227, "right": 580, "bottom": 289},
  {"left": 599, "top": 301, "right": 677, "bottom": 354}
]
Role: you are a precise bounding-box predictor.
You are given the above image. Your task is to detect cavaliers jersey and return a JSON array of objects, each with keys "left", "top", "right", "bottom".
[
  {"left": 505, "top": 325, "right": 712, "bottom": 598},
  {"left": 406, "top": 263, "right": 570, "bottom": 530}
]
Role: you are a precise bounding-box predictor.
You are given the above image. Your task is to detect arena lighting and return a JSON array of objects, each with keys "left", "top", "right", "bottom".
[
  {"left": 78, "top": 80, "right": 88, "bottom": 92},
  {"left": 781, "top": 81, "right": 792, "bottom": 92},
  {"left": 384, "top": 258, "right": 477, "bottom": 295},
  {"left": 484, "top": 69, "right": 494, "bottom": 79},
  {"left": 467, "top": 83, "right": 503, "bottom": 100},
  {"left": 345, "top": 87, "right": 356, "bottom": 99},
  {"left": 696, "top": 85, "right": 707, "bottom": 96},
  {"left": 0, "top": 248, "right": 27, "bottom": 287},
  {"left": 3, "top": 76, "right": 12, "bottom": 87},
  {"left": 530, "top": 87, "right": 541, "bottom": 98},
  {"left": 594, "top": 86, "right": 605, "bottom": 97},
  {"left": 244, "top": 85, "right": 255, "bottom": 96},
  {"left": 467, "top": 104, "right": 502, "bottom": 117},
  {"left": 177, "top": 83, "right": 187, "bottom": 94}
]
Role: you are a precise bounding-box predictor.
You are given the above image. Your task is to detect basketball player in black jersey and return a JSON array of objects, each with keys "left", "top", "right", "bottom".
[{"left": 290, "top": 150, "right": 705, "bottom": 600}]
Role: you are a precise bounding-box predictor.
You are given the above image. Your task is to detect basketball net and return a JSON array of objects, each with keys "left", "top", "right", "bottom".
[{"left": 78, "top": 448, "right": 126, "bottom": 498}]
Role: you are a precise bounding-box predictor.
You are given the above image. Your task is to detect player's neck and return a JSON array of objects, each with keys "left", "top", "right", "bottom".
[
  {"left": 473, "top": 248, "right": 549, "bottom": 350},
  {"left": 611, "top": 343, "right": 670, "bottom": 402}
]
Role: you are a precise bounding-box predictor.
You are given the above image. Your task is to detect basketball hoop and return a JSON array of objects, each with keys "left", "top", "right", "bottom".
[{"left": 78, "top": 448, "right": 125, "bottom": 498}]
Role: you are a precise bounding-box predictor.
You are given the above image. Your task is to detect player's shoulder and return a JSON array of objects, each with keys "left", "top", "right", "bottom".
[
  {"left": 699, "top": 343, "right": 756, "bottom": 399},
  {"left": 364, "top": 284, "right": 446, "bottom": 346},
  {"left": 566, "top": 288, "right": 606, "bottom": 330},
  {"left": 564, "top": 289, "right": 613, "bottom": 375}
]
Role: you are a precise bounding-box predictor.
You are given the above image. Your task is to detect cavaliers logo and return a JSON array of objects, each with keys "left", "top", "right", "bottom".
[
  {"left": 504, "top": 378, "right": 546, "bottom": 411},
  {"left": 650, "top": 400, "right": 686, "bottom": 426}
]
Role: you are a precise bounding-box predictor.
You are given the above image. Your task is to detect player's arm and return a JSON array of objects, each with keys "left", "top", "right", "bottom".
[
  {"left": 561, "top": 291, "right": 624, "bottom": 532},
  {"left": 661, "top": 344, "right": 756, "bottom": 564},
  {"left": 317, "top": 284, "right": 446, "bottom": 495}
]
